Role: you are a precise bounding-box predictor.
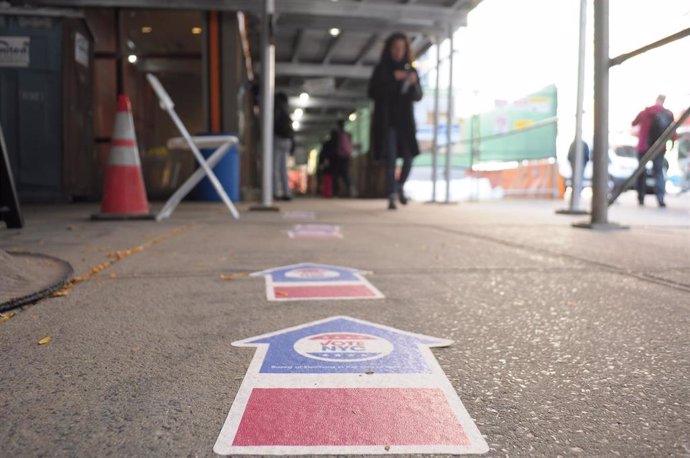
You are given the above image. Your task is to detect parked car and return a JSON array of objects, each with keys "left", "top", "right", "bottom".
[{"left": 607, "top": 143, "right": 669, "bottom": 195}]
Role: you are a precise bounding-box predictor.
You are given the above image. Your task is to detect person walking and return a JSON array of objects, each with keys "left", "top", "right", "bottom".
[
  {"left": 317, "top": 130, "right": 337, "bottom": 197},
  {"left": 368, "top": 32, "right": 423, "bottom": 210},
  {"left": 273, "top": 92, "right": 294, "bottom": 201},
  {"left": 333, "top": 120, "right": 353, "bottom": 197},
  {"left": 567, "top": 137, "right": 590, "bottom": 186},
  {"left": 632, "top": 95, "right": 676, "bottom": 207}
]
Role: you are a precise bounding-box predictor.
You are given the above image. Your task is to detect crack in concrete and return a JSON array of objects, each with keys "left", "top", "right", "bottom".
[{"left": 425, "top": 224, "right": 690, "bottom": 294}]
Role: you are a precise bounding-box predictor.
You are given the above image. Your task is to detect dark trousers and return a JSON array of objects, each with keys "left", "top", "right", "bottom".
[
  {"left": 386, "top": 129, "right": 413, "bottom": 196},
  {"left": 333, "top": 156, "right": 351, "bottom": 197},
  {"left": 637, "top": 151, "right": 665, "bottom": 204},
  {"left": 568, "top": 159, "right": 586, "bottom": 186}
]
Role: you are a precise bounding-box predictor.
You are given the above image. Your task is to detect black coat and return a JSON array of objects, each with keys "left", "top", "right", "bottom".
[
  {"left": 367, "top": 62, "right": 423, "bottom": 161},
  {"left": 274, "top": 103, "right": 294, "bottom": 140},
  {"left": 568, "top": 140, "right": 590, "bottom": 165},
  {"left": 318, "top": 138, "right": 337, "bottom": 175}
]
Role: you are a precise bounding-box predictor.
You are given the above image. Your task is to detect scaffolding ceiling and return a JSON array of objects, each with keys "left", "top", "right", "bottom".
[
  {"left": 24, "top": 0, "right": 482, "bottom": 142},
  {"left": 270, "top": 0, "right": 482, "bottom": 144}
]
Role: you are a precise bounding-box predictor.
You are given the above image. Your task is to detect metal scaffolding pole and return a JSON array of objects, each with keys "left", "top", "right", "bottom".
[
  {"left": 259, "top": 0, "right": 275, "bottom": 208},
  {"left": 568, "top": 0, "right": 588, "bottom": 213},
  {"left": 573, "top": 2, "right": 686, "bottom": 228},
  {"left": 470, "top": 114, "right": 480, "bottom": 201},
  {"left": 430, "top": 36, "right": 441, "bottom": 203},
  {"left": 590, "top": 0, "right": 610, "bottom": 225},
  {"left": 444, "top": 28, "right": 454, "bottom": 204}
]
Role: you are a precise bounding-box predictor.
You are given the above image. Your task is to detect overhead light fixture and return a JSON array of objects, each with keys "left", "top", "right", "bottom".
[
  {"left": 329, "top": 28, "right": 341, "bottom": 37},
  {"left": 141, "top": 26, "right": 152, "bottom": 34},
  {"left": 192, "top": 27, "right": 202, "bottom": 35},
  {"left": 299, "top": 92, "right": 310, "bottom": 104},
  {"left": 127, "top": 54, "right": 138, "bottom": 64},
  {"left": 293, "top": 108, "right": 304, "bottom": 120},
  {"left": 348, "top": 112, "right": 357, "bottom": 122},
  {"left": 292, "top": 120, "right": 301, "bottom": 130}
]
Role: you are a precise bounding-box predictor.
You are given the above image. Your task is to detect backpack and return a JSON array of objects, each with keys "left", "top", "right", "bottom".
[
  {"left": 337, "top": 131, "right": 353, "bottom": 158},
  {"left": 648, "top": 109, "right": 673, "bottom": 148}
]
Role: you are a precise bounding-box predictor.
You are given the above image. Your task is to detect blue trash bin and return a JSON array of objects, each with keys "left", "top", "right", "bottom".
[{"left": 194, "top": 135, "right": 240, "bottom": 202}]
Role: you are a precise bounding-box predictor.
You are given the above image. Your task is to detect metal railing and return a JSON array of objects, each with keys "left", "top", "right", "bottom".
[
  {"left": 422, "top": 116, "right": 558, "bottom": 161},
  {"left": 425, "top": 116, "right": 560, "bottom": 200}
]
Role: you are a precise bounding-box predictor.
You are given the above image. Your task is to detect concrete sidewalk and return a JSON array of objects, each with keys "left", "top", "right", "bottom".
[{"left": 1, "top": 196, "right": 688, "bottom": 457}]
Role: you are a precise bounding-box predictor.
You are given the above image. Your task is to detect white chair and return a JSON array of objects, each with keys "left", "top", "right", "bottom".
[{"left": 147, "top": 73, "right": 240, "bottom": 221}]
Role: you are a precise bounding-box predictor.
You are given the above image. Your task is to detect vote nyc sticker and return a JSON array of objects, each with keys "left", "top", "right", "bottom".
[
  {"left": 284, "top": 267, "right": 341, "bottom": 280},
  {"left": 294, "top": 333, "right": 394, "bottom": 362}
]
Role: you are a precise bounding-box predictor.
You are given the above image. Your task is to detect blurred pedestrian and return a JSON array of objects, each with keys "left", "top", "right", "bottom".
[
  {"left": 567, "top": 137, "right": 590, "bottom": 185},
  {"left": 274, "top": 92, "right": 294, "bottom": 201},
  {"left": 333, "top": 120, "right": 352, "bottom": 197},
  {"left": 368, "top": 32, "right": 423, "bottom": 210},
  {"left": 632, "top": 95, "right": 676, "bottom": 207},
  {"left": 317, "top": 130, "right": 337, "bottom": 197}
]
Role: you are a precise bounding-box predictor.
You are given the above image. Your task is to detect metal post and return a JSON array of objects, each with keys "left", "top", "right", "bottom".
[
  {"left": 444, "top": 27, "right": 454, "bottom": 203},
  {"left": 551, "top": 154, "right": 559, "bottom": 199},
  {"left": 591, "top": 0, "right": 609, "bottom": 225},
  {"left": 430, "top": 36, "right": 441, "bottom": 203},
  {"left": 469, "top": 116, "right": 474, "bottom": 200},
  {"left": 570, "top": 0, "right": 587, "bottom": 211},
  {"left": 260, "top": 0, "right": 275, "bottom": 207},
  {"left": 470, "top": 114, "right": 480, "bottom": 202}
]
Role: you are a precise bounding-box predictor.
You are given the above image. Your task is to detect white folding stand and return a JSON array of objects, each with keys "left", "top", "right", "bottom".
[
  {"left": 157, "top": 137, "right": 237, "bottom": 221},
  {"left": 146, "top": 73, "right": 240, "bottom": 220}
]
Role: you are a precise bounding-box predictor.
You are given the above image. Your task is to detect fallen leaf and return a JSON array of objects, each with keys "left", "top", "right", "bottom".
[
  {"left": 219, "top": 272, "right": 248, "bottom": 281},
  {"left": 49, "top": 225, "right": 194, "bottom": 296},
  {"left": 38, "top": 336, "right": 52, "bottom": 345},
  {"left": 0, "top": 312, "right": 17, "bottom": 323},
  {"left": 108, "top": 246, "right": 144, "bottom": 261},
  {"left": 365, "top": 371, "right": 374, "bottom": 375},
  {"left": 384, "top": 445, "right": 391, "bottom": 451},
  {"left": 52, "top": 290, "right": 69, "bottom": 297},
  {"left": 276, "top": 290, "right": 289, "bottom": 297},
  {"left": 109, "top": 272, "right": 118, "bottom": 279}
]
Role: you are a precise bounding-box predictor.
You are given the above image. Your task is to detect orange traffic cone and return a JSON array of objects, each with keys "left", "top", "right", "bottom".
[{"left": 92, "top": 95, "right": 153, "bottom": 220}]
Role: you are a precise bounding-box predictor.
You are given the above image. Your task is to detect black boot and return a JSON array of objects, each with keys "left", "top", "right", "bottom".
[
  {"left": 398, "top": 187, "right": 408, "bottom": 205},
  {"left": 388, "top": 194, "right": 397, "bottom": 210}
]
